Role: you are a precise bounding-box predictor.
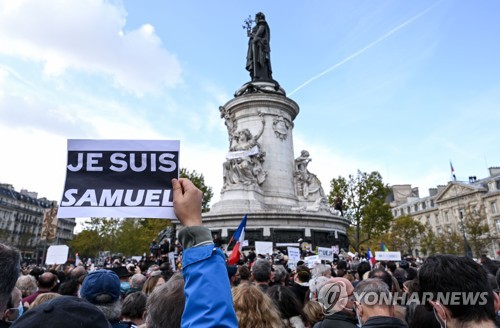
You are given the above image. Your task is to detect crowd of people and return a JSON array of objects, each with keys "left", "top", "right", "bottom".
[{"left": 1, "top": 178, "right": 500, "bottom": 327}]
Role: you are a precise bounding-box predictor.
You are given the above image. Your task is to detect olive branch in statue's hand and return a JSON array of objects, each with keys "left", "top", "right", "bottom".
[{"left": 243, "top": 15, "right": 254, "bottom": 34}]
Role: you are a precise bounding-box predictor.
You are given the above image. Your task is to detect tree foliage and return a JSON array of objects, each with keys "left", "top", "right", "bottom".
[
  {"left": 463, "top": 204, "right": 491, "bottom": 258},
  {"left": 328, "top": 170, "right": 393, "bottom": 253},
  {"left": 180, "top": 168, "right": 214, "bottom": 213},
  {"left": 389, "top": 215, "right": 426, "bottom": 254}
]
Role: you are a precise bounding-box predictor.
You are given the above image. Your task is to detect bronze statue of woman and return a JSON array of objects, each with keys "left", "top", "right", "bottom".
[{"left": 246, "top": 12, "right": 273, "bottom": 82}]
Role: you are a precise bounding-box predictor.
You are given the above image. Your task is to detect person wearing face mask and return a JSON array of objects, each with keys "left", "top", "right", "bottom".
[
  {"left": 353, "top": 279, "right": 407, "bottom": 327},
  {"left": 1, "top": 288, "right": 23, "bottom": 326},
  {"left": 419, "top": 255, "right": 500, "bottom": 328},
  {"left": 314, "top": 277, "right": 358, "bottom": 328}
]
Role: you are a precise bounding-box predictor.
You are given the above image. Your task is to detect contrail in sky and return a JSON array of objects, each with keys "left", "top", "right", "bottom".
[{"left": 288, "top": 0, "right": 444, "bottom": 97}]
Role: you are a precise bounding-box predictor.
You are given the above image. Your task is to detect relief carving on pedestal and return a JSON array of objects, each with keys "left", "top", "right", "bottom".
[
  {"left": 222, "top": 113, "right": 267, "bottom": 189},
  {"left": 272, "top": 115, "right": 290, "bottom": 140}
]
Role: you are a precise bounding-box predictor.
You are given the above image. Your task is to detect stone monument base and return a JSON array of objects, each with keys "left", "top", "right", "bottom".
[{"left": 201, "top": 210, "right": 350, "bottom": 250}]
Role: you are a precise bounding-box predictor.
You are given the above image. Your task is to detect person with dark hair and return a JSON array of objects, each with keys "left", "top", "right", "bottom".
[
  {"left": 409, "top": 305, "right": 440, "bottom": 328},
  {"left": 22, "top": 272, "right": 57, "bottom": 306},
  {"left": 0, "top": 243, "right": 21, "bottom": 321},
  {"left": 10, "top": 296, "right": 111, "bottom": 328},
  {"left": 227, "top": 265, "right": 239, "bottom": 287},
  {"left": 353, "top": 278, "right": 407, "bottom": 327},
  {"left": 237, "top": 265, "right": 251, "bottom": 284},
  {"left": 146, "top": 274, "right": 184, "bottom": 328},
  {"left": 387, "top": 261, "right": 397, "bottom": 275},
  {"left": 354, "top": 262, "right": 371, "bottom": 286},
  {"left": 120, "top": 291, "right": 146, "bottom": 327},
  {"left": 368, "top": 268, "right": 393, "bottom": 291},
  {"left": 419, "top": 254, "right": 500, "bottom": 328},
  {"left": 56, "top": 278, "right": 79, "bottom": 296},
  {"left": 290, "top": 265, "right": 310, "bottom": 306},
  {"left": 267, "top": 285, "right": 305, "bottom": 327},
  {"left": 252, "top": 259, "right": 272, "bottom": 293}
]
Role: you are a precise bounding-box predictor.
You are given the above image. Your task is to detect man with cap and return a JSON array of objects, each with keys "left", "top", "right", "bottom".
[
  {"left": 79, "top": 269, "right": 125, "bottom": 328},
  {"left": 11, "top": 296, "right": 111, "bottom": 328}
]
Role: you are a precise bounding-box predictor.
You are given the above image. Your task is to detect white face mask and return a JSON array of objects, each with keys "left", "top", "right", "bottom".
[
  {"left": 354, "top": 307, "right": 363, "bottom": 327},
  {"left": 433, "top": 304, "right": 447, "bottom": 328}
]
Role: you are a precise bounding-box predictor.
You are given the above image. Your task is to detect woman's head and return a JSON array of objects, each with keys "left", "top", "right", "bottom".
[{"left": 232, "top": 283, "right": 282, "bottom": 328}]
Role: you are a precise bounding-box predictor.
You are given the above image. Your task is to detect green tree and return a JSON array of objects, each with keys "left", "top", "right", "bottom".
[
  {"left": 328, "top": 170, "right": 393, "bottom": 253},
  {"left": 419, "top": 228, "right": 437, "bottom": 256},
  {"left": 70, "top": 229, "right": 103, "bottom": 259},
  {"left": 180, "top": 168, "right": 214, "bottom": 213},
  {"left": 463, "top": 204, "right": 491, "bottom": 258},
  {"left": 390, "top": 215, "right": 426, "bottom": 255},
  {"left": 434, "top": 229, "right": 463, "bottom": 255}
]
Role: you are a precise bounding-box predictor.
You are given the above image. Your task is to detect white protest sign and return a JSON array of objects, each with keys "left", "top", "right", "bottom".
[
  {"left": 45, "top": 245, "right": 69, "bottom": 265},
  {"left": 317, "top": 247, "right": 334, "bottom": 261},
  {"left": 332, "top": 245, "right": 339, "bottom": 255},
  {"left": 255, "top": 241, "right": 273, "bottom": 255},
  {"left": 375, "top": 251, "right": 402, "bottom": 261},
  {"left": 58, "top": 139, "right": 179, "bottom": 219},
  {"left": 168, "top": 252, "right": 176, "bottom": 272},
  {"left": 242, "top": 240, "right": 249, "bottom": 247},
  {"left": 305, "top": 255, "right": 321, "bottom": 268},
  {"left": 287, "top": 247, "right": 301, "bottom": 265}
]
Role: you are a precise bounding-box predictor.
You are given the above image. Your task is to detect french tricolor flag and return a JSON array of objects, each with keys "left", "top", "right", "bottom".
[
  {"left": 227, "top": 215, "right": 247, "bottom": 265},
  {"left": 367, "top": 248, "right": 376, "bottom": 266}
]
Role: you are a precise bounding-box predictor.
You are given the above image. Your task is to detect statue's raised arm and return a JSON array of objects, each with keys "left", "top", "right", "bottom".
[{"left": 245, "top": 12, "right": 273, "bottom": 82}]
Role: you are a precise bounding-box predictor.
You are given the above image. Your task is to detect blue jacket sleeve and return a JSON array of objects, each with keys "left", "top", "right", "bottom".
[{"left": 181, "top": 244, "right": 239, "bottom": 328}]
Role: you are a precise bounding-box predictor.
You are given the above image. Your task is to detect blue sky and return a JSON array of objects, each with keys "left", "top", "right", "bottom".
[{"left": 1, "top": 0, "right": 499, "bottom": 210}]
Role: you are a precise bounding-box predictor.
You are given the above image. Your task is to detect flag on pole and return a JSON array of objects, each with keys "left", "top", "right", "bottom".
[
  {"left": 367, "top": 248, "right": 376, "bottom": 265},
  {"left": 450, "top": 161, "right": 456, "bottom": 181},
  {"left": 227, "top": 215, "right": 248, "bottom": 265},
  {"left": 381, "top": 242, "right": 389, "bottom": 252}
]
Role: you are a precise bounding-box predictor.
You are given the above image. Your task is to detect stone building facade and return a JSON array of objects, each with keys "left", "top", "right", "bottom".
[
  {"left": 0, "top": 183, "right": 76, "bottom": 262},
  {"left": 390, "top": 167, "right": 500, "bottom": 257}
]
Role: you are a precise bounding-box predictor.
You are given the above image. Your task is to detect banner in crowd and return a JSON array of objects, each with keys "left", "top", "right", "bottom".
[
  {"left": 255, "top": 241, "right": 273, "bottom": 256},
  {"left": 332, "top": 245, "right": 340, "bottom": 255},
  {"left": 374, "top": 251, "right": 402, "bottom": 261},
  {"left": 46, "top": 245, "right": 69, "bottom": 265},
  {"left": 287, "top": 247, "right": 301, "bottom": 264},
  {"left": 58, "top": 139, "right": 179, "bottom": 219},
  {"left": 317, "top": 247, "right": 334, "bottom": 261},
  {"left": 305, "top": 255, "right": 321, "bottom": 268}
]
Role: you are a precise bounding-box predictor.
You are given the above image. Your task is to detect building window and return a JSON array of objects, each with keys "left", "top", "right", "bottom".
[
  {"left": 496, "top": 220, "right": 500, "bottom": 233},
  {"left": 445, "top": 211, "right": 450, "bottom": 223},
  {"left": 430, "top": 200, "right": 435, "bottom": 207},
  {"left": 422, "top": 202, "right": 426, "bottom": 210},
  {"left": 492, "top": 202, "right": 498, "bottom": 214},
  {"left": 436, "top": 215, "right": 440, "bottom": 224},
  {"left": 426, "top": 216, "right": 431, "bottom": 225},
  {"left": 414, "top": 204, "right": 418, "bottom": 212}
]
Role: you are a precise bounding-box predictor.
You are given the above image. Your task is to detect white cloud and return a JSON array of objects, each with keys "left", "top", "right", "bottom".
[{"left": 0, "top": 0, "right": 182, "bottom": 94}]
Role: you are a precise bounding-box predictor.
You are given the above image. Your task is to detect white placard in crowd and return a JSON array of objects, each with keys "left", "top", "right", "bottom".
[
  {"left": 305, "top": 255, "right": 321, "bottom": 268},
  {"left": 317, "top": 247, "right": 334, "bottom": 261},
  {"left": 242, "top": 240, "right": 249, "bottom": 247},
  {"left": 255, "top": 241, "right": 273, "bottom": 255},
  {"left": 168, "top": 252, "right": 176, "bottom": 272},
  {"left": 58, "top": 139, "right": 179, "bottom": 219},
  {"left": 332, "top": 245, "right": 340, "bottom": 255},
  {"left": 375, "top": 251, "right": 402, "bottom": 261},
  {"left": 45, "top": 245, "right": 69, "bottom": 265},
  {"left": 287, "top": 247, "right": 301, "bottom": 264}
]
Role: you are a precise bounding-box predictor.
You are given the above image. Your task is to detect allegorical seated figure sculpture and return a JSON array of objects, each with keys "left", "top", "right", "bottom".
[
  {"left": 294, "top": 150, "right": 326, "bottom": 200},
  {"left": 223, "top": 115, "right": 267, "bottom": 188}
]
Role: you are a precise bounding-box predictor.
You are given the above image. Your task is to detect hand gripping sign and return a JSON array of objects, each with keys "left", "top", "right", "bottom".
[{"left": 58, "top": 139, "right": 179, "bottom": 219}]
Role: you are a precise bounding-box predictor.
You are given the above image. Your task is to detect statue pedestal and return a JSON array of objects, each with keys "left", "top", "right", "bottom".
[{"left": 199, "top": 82, "right": 350, "bottom": 249}]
